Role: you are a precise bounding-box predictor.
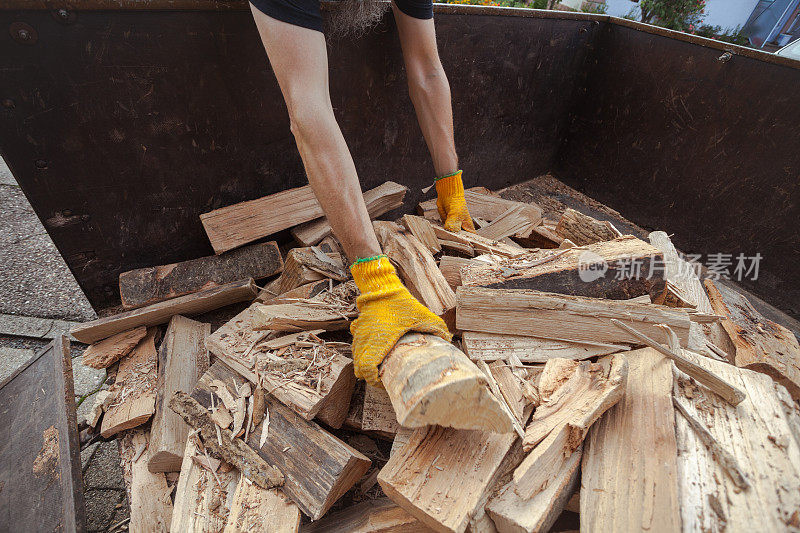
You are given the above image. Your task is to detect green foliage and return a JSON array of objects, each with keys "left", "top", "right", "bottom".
[
  {"left": 695, "top": 24, "right": 749, "bottom": 45},
  {"left": 637, "top": 0, "right": 705, "bottom": 32}
]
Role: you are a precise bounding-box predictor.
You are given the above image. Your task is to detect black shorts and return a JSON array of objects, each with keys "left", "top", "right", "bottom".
[{"left": 250, "top": 0, "right": 433, "bottom": 33}]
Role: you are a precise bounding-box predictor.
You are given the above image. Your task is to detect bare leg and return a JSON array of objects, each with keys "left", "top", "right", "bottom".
[
  {"left": 393, "top": 5, "right": 459, "bottom": 178},
  {"left": 249, "top": 6, "right": 381, "bottom": 261}
]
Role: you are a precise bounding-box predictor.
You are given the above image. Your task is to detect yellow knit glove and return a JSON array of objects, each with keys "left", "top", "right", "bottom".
[
  {"left": 350, "top": 255, "right": 452, "bottom": 386},
  {"left": 436, "top": 170, "right": 476, "bottom": 233}
]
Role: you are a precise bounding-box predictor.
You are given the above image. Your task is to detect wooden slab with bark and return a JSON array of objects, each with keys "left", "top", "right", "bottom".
[
  {"left": 119, "top": 430, "right": 174, "bottom": 532},
  {"left": 191, "top": 362, "right": 371, "bottom": 519},
  {"left": 673, "top": 351, "right": 800, "bottom": 532},
  {"left": 119, "top": 242, "right": 283, "bottom": 309},
  {"left": 71, "top": 279, "right": 258, "bottom": 343},
  {"left": 580, "top": 348, "right": 681, "bottom": 533},
  {"left": 148, "top": 315, "right": 210, "bottom": 472},
  {"left": 224, "top": 478, "right": 301, "bottom": 533},
  {"left": 101, "top": 328, "right": 159, "bottom": 438},
  {"left": 0, "top": 336, "right": 85, "bottom": 533},
  {"left": 462, "top": 331, "right": 629, "bottom": 363},
  {"left": 555, "top": 208, "right": 619, "bottom": 245},
  {"left": 456, "top": 287, "right": 693, "bottom": 346},
  {"left": 705, "top": 279, "right": 800, "bottom": 399},
  {"left": 206, "top": 305, "right": 355, "bottom": 427},
  {"left": 461, "top": 236, "right": 664, "bottom": 300},
  {"left": 291, "top": 181, "right": 408, "bottom": 246},
  {"left": 302, "top": 498, "right": 429, "bottom": 532},
  {"left": 379, "top": 333, "right": 514, "bottom": 433},
  {"left": 80, "top": 326, "right": 147, "bottom": 369}
]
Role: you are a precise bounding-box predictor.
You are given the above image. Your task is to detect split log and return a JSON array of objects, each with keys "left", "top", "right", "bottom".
[
  {"left": 119, "top": 242, "right": 283, "bottom": 309},
  {"left": 475, "top": 205, "right": 537, "bottom": 241},
  {"left": 456, "top": 287, "right": 693, "bottom": 346},
  {"left": 486, "top": 444, "right": 581, "bottom": 533},
  {"left": 252, "top": 302, "right": 356, "bottom": 332},
  {"left": 461, "top": 236, "right": 665, "bottom": 300},
  {"left": 512, "top": 222, "right": 563, "bottom": 249},
  {"left": 258, "top": 247, "right": 346, "bottom": 301},
  {"left": 673, "top": 351, "right": 800, "bottom": 531},
  {"left": 432, "top": 225, "right": 526, "bottom": 258},
  {"left": 258, "top": 279, "right": 330, "bottom": 306},
  {"left": 170, "top": 433, "right": 241, "bottom": 532},
  {"left": 418, "top": 187, "right": 542, "bottom": 229},
  {"left": 101, "top": 328, "right": 159, "bottom": 438},
  {"left": 402, "top": 214, "right": 441, "bottom": 254},
  {"left": 390, "top": 426, "right": 414, "bottom": 457},
  {"left": 118, "top": 430, "right": 173, "bottom": 533},
  {"left": 80, "top": 326, "right": 147, "bottom": 369},
  {"left": 555, "top": 208, "right": 619, "bottom": 245},
  {"left": 580, "top": 348, "right": 681, "bottom": 533},
  {"left": 438, "top": 256, "right": 476, "bottom": 290},
  {"left": 374, "top": 221, "right": 456, "bottom": 321},
  {"left": 302, "top": 498, "right": 428, "bottom": 532},
  {"left": 379, "top": 333, "right": 514, "bottom": 433},
  {"left": 71, "top": 279, "right": 258, "bottom": 344},
  {"left": 148, "top": 315, "right": 210, "bottom": 472},
  {"left": 191, "top": 362, "right": 371, "bottom": 519},
  {"left": 705, "top": 279, "right": 800, "bottom": 399},
  {"left": 224, "top": 478, "right": 301, "bottom": 533},
  {"left": 487, "top": 361, "right": 529, "bottom": 424},
  {"left": 206, "top": 305, "right": 355, "bottom": 427},
  {"left": 462, "top": 331, "right": 629, "bottom": 363},
  {"left": 291, "top": 181, "right": 408, "bottom": 246},
  {"left": 362, "top": 384, "right": 401, "bottom": 436},
  {"left": 522, "top": 355, "right": 627, "bottom": 453}
]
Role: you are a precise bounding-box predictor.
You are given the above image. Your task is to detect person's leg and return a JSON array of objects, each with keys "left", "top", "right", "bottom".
[
  {"left": 392, "top": 4, "right": 458, "bottom": 178},
  {"left": 249, "top": 4, "right": 381, "bottom": 261}
]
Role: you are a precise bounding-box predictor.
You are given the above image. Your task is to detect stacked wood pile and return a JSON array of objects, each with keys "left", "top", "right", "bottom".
[{"left": 72, "top": 182, "right": 800, "bottom": 533}]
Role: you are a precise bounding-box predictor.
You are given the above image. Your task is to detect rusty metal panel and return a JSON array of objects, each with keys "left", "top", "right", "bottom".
[
  {"left": 555, "top": 22, "right": 800, "bottom": 319},
  {"left": 0, "top": 8, "right": 598, "bottom": 310}
]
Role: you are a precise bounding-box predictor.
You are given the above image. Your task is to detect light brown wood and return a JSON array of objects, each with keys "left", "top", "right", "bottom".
[
  {"left": 224, "top": 478, "right": 301, "bottom": 533},
  {"left": 487, "top": 361, "right": 528, "bottom": 424},
  {"left": 192, "top": 362, "right": 371, "bottom": 520},
  {"left": 705, "top": 279, "right": 800, "bottom": 400},
  {"left": 80, "top": 326, "right": 147, "bottom": 369},
  {"left": 475, "top": 205, "right": 536, "bottom": 241},
  {"left": 170, "top": 434, "right": 241, "bottom": 532},
  {"left": 418, "top": 187, "right": 543, "bottom": 229},
  {"left": 378, "top": 423, "right": 521, "bottom": 533},
  {"left": 647, "top": 231, "right": 713, "bottom": 313},
  {"left": 206, "top": 305, "right": 356, "bottom": 427},
  {"left": 379, "top": 333, "right": 514, "bottom": 433},
  {"left": 119, "top": 241, "right": 283, "bottom": 309},
  {"left": 362, "top": 384, "right": 400, "bottom": 436},
  {"left": 291, "top": 181, "right": 408, "bottom": 246},
  {"left": 522, "top": 355, "right": 627, "bottom": 453},
  {"left": 462, "top": 331, "right": 629, "bottom": 363},
  {"left": 401, "top": 214, "right": 442, "bottom": 254},
  {"left": 101, "top": 328, "right": 159, "bottom": 438},
  {"left": 258, "top": 248, "right": 345, "bottom": 301},
  {"left": 432, "top": 225, "right": 526, "bottom": 258},
  {"left": 461, "top": 236, "right": 665, "bottom": 300},
  {"left": 610, "top": 319, "right": 746, "bottom": 405},
  {"left": 580, "top": 348, "right": 680, "bottom": 533},
  {"left": 438, "top": 238, "right": 476, "bottom": 257},
  {"left": 71, "top": 279, "right": 258, "bottom": 343},
  {"left": 118, "top": 430, "right": 173, "bottom": 533},
  {"left": 513, "top": 222, "right": 563, "bottom": 249},
  {"left": 390, "top": 426, "right": 415, "bottom": 457},
  {"left": 438, "top": 256, "right": 475, "bottom": 290},
  {"left": 257, "top": 279, "right": 330, "bottom": 306},
  {"left": 456, "top": 287, "right": 692, "bottom": 346},
  {"left": 302, "top": 498, "right": 429, "bottom": 532},
  {"left": 374, "top": 221, "right": 456, "bottom": 320},
  {"left": 673, "top": 351, "right": 800, "bottom": 532},
  {"left": 148, "top": 315, "right": 210, "bottom": 472},
  {"left": 486, "top": 444, "right": 581, "bottom": 533},
  {"left": 252, "top": 302, "right": 356, "bottom": 332},
  {"left": 555, "top": 208, "right": 618, "bottom": 245}
]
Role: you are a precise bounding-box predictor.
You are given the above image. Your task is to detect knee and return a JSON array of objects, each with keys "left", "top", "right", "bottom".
[{"left": 286, "top": 98, "right": 335, "bottom": 144}]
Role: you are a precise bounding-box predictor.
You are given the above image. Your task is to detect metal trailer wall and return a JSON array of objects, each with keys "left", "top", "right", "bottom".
[{"left": 555, "top": 20, "right": 800, "bottom": 318}]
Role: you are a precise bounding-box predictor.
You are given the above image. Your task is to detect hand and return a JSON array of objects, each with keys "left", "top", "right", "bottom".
[
  {"left": 435, "top": 170, "right": 476, "bottom": 233},
  {"left": 350, "top": 256, "right": 452, "bottom": 386}
]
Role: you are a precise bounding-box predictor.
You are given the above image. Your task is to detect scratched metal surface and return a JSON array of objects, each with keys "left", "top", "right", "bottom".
[
  {"left": 555, "top": 22, "right": 800, "bottom": 318},
  {"left": 0, "top": 9, "right": 598, "bottom": 310}
]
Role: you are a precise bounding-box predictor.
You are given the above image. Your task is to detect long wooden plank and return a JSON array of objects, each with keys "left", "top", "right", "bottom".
[
  {"left": 301, "top": 498, "right": 429, "bottom": 532},
  {"left": 705, "top": 279, "right": 800, "bottom": 400},
  {"left": 456, "top": 286, "right": 692, "bottom": 346},
  {"left": 80, "top": 326, "right": 147, "bottom": 369},
  {"left": 224, "top": 478, "right": 301, "bottom": 533},
  {"left": 71, "top": 278, "right": 258, "bottom": 343},
  {"left": 101, "top": 328, "right": 159, "bottom": 438},
  {"left": 148, "top": 315, "right": 211, "bottom": 472},
  {"left": 206, "top": 305, "right": 355, "bottom": 427},
  {"left": 674, "top": 350, "right": 800, "bottom": 532},
  {"left": 119, "top": 242, "right": 283, "bottom": 309},
  {"left": 119, "top": 429, "right": 173, "bottom": 532},
  {"left": 462, "top": 331, "right": 629, "bottom": 363},
  {"left": 461, "top": 236, "right": 664, "bottom": 300},
  {"left": 192, "top": 362, "right": 371, "bottom": 520},
  {"left": 0, "top": 336, "right": 85, "bottom": 533},
  {"left": 292, "top": 181, "right": 408, "bottom": 246},
  {"left": 580, "top": 348, "right": 680, "bottom": 533}
]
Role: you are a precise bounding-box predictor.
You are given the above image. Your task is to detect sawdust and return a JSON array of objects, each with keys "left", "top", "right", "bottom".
[{"left": 32, "top": 425, "right": 60, "bottom": 478}]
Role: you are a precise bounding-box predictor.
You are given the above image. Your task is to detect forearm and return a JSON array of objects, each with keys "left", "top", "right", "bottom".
[{"left": 407, "top": 66, "right": 459, "bottom": 177}]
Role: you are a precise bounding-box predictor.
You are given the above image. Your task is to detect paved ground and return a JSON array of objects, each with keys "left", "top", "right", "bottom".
[{"left": 1, "top": 157, "right": 126, "bottom": 531}]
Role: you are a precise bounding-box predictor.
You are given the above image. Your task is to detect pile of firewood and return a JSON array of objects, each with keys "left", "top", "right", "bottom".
[{"left": 73, "top": 180, "right": 800, "bottom": 532}]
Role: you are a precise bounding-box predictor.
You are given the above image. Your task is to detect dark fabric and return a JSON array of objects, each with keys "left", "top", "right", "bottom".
[{"left": 250, "top": 0, "right": 433, "bottom": 33}]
